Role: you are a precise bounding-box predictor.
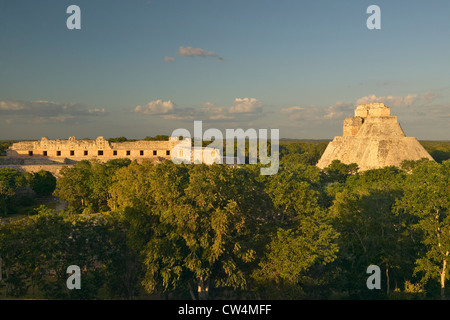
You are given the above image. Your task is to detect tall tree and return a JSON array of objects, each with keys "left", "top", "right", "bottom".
[
  {"left": 54, "top": 159, "right": 130, "bottom": 213},
  {"left": 395, "top": 160, "right": 450, "bottom": 299},
  {"left": 112, "top": 162, "right": 269, "bottom": 299},
  {"left": 329, "top": 166, "right": 413, "bottom": 298},
  {"left": 254, "top": 162, "right": 339, "bottom": 299},
  {"left": 29, "top": 170, "right": 57, "bottom": 196},
  {"left": 0, "top": 167, "right": 26, "bottom": 216},
  {"left": 53, "top": 161, "right": 93, "bottom": 213},
  {"left": 0, "top": 206, "right": 115, "bottom": 299}
]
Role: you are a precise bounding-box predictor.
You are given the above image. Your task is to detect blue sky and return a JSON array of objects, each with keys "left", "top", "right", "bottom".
[{"left": 0, "top": 0, "right": 449, "bottom": 140}]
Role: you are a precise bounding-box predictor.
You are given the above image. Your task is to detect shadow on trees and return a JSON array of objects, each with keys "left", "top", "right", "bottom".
[{"left": 429, "top": 149, "right": 450, "bottom": 163}]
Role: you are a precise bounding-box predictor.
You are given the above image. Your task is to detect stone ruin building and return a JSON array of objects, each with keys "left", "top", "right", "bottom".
[
  {"left": 316, "top": 102, "right": 434, "bottom": 171},
  {"left": 2, "top": 136, "right": 221, "bottom": 176},
  {"left": 7, "top": 136, "right": 182, "bottom": 163}
]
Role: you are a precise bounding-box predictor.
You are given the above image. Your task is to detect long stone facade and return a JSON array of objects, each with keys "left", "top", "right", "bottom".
[
  {"left": 7, "top": 136, "right": 181, "bottom": 162},
  {"left": 4, "top": 136, "right": 221, "bottom": 176},
  {"left": 316, "top": 103, "right": 434, "bottom": 171}
]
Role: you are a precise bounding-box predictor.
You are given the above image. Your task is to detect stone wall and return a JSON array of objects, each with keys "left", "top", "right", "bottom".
[
  {"left": 3, "top": 136, "right": 222, "bottom": 176},
  {"left": 354, "top": 102, "right": 391, "bottom": 117},
  {"left": 0, "top": 157, "right": 24, "bottom": 165},
  {"left": 343, "top": 117, "right": 364, "bottom": 136},
  {"left": 7, "top": 136, "right": 182, "bottom": 162}
]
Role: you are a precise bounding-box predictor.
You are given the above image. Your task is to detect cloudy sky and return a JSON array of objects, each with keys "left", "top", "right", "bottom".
[{"left": 0, "top": 0, "right": 449, "bottom": 140}]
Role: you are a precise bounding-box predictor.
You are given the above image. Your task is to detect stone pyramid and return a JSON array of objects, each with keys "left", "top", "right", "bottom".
[{"left": 316, "top": 102, "right": 434, "bottom": 171}]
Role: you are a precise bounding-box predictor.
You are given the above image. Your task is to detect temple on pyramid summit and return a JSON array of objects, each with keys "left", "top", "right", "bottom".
[{"left": 316, "top": 102, "right": 434, "bottom": 171}]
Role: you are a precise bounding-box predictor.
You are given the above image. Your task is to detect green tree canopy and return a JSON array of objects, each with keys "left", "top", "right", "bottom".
[
  {"left": 111, "top": 162, "right": 269, "bottom": 299},
  {"left": 394, "top": 160, "right": 450, "bottom": 299},
  {"left": 0, "top": 167, "right": 26, "bottom": 216},
  {"left": 29, "top": 170, "right": 57, "bottom": 196}
]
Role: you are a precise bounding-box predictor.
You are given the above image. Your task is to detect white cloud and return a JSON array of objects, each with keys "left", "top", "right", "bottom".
[
  {"left": 280, "top": 101, "right": 353, "bottom": 122},
  {"left": 202, "top": 102, "right": 216, "bottom": 108},
  {"left": 356, "top": 94, "right": 419, "bottom": 107},
  {"left": 281, "top": 91, "right": 445, "bottom": 125},
  {"left": 178, "top": 46, "right": 216, "bottom": 57},
  {"left": 280, "top": 106, "right": 305, "bottom": 114},
  {"left": 427, "top": 104, "right": 450, "bottom": 118},
  {"left": 164, "top": 56, "right": 175, "bottom": 62},
  {"left": 88, "top": 108, "right": 106, "bottom": 115},
  {"left": 133, "top": 97, "right": 263, "bottom": 122},
  {"left": 323, "top": 101, "right": 353, "bottom": 119},
  {"left": 30, "top": 116, "right": 74, "bottom": 124},
  {"left": 280, "top": 106, "right": 304, "bottom": 118},
  {"left": 133, "top": 100, "right": 175, "bottom": 115},
  {"left": 421, "top": 91, "right": 441, "bottom": 103},
  {"left": 229, "top": 98, "right": 262, "bottom": 113},
  {"left": 209, "top": 114, "right": 235, "bottom": 120},
  {"left": 280, "top": 106, "right": 322, "bottom": 122},
  {"left": 0, "top": 100, "right": 25, "bottom": 111},
  {"left": 178, "top": 46, "right": 224, "bottom": 61},
  {"left": 0, "top": 100, "right": 108, "bottom": 124}
]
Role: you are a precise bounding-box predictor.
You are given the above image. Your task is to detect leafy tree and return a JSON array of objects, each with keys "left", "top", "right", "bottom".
[
  {"left": 54, "top": 160, "right": 130, "bottom": 213},
  {"left": 108, "top": 136, "right": 128, "bottom": 142},
  {"left": 328, "top": 166, "right": 413, "bottom": 298},
  {"left": 102, "top": 211, "right": 141, "bottom": 299},
  {"left": 279, "top": 142, "right": 328, "bottom": 165},
  {"left": 178, "top": 164, "right": 268, "bottom": 299},
  {"left": 108, "top": 160, "right": 156, "bottom": 212},
  {"left": 0, "top": 206, "right": 119, "bottom": 299},
  {"left": 420, "top": 141, "right": 450, "bottom": 163},
  {"left": 106, "top": 158, "right": 132, "bottom": 169},
  {"left": 29, "top": 170, "right": 57, "bottom": 196},
  {"left": 144, "top": 135, "right": 170, "bottom": 141},
  {"left": 323, "top": 160, "right": 358, "bottom": 183},
  {"left": 395, "top": 160, "right": 450, "bottom": 299},
  {"left": 112, "top": 162, "right": 269, "bottom": 299},
  {"left": 0, "top": 141, "right": 14, "bottom": 156},
  {"left": 53, "top": 161, "right": 93, "bottom": 213},
  {"left": 254, "top": 162, "right": 338, "bottom": 298},
  {"left": 0, "top": 167, "right": 26, "bottom": 216},
  {"left": 88, "top": 161, "right": 114, "bottom": 213},
  {"left": 0, "top": 216, "right": 29, "bottom": 296}
]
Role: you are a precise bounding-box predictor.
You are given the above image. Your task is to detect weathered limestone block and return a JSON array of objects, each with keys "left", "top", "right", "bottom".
[
  {"left": 354, "top": 102, "right": 391, "bottom": 117},
  {"left": 343, "top": 117, "right": 364, "bottom": 136}
]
